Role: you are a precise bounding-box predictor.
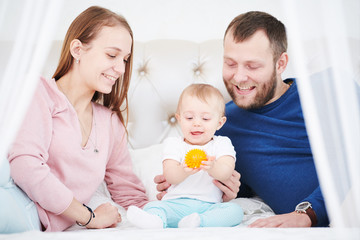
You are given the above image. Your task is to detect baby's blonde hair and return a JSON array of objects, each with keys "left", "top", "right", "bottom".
[{"left": 177, "top": 83, "right": 225, "bottom": 116}]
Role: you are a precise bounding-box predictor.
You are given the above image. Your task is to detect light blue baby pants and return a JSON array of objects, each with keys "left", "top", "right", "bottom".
[
  {"left": 143, "top": 198, "right": 244, "bottom": 228},
  {"left": 0, "top": 160, "right": 41, "bottom": 233}
]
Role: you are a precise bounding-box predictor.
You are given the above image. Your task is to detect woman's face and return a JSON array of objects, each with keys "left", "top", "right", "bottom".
[{"left": 79, "top": 25, "right": 132, "bottom": 94}]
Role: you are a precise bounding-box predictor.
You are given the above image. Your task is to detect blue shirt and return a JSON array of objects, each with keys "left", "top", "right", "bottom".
[{"left": 217, "top": 79, "right": 329, "bottom": 226}]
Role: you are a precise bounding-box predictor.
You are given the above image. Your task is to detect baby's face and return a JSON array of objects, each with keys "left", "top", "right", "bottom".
[{"left": 177, "top": 95, "right": 225, "bottom": 146}]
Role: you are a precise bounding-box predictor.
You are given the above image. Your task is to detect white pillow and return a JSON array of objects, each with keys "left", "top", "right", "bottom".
[
  {"left": 87, "top": 144, "right": 163, "bottom": 209},
  {"left": 129, "top": 144, "right": 164, "bottom": 201},
  {"left": 83, "top": 143, "right": 163, "bottom": 228}
]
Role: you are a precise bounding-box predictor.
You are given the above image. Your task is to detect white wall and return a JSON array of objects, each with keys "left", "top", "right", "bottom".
[
  {"left": 0, "top": 0, "right": 359, "bottom": 79},
  {"left": 1, "top": 0, "right": 359, "bottom": 42}
]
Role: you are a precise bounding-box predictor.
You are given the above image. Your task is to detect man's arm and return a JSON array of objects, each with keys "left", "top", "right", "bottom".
[
  {"left": 213, "top": 170, "right": 241, "bottom": 202},
  {"left": 248, "top": 211, "right": 312, "bottom": 228},
  {"left": 249, "top": 186, "right": 328, "bottom": 227}
]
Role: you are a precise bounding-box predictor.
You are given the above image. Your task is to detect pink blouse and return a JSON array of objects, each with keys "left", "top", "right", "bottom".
[{"left": 8, "top": 77, "right": 148, "bottom": 231}]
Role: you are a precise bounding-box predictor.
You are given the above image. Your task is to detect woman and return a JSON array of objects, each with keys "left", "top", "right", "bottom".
[{"left": 7, "top": 6, "right": 148, "bottom": 232}]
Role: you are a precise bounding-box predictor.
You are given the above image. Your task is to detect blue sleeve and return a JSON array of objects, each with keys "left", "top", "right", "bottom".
[{"left": 303, "top": 186, "right": 329, "bottom": 227}]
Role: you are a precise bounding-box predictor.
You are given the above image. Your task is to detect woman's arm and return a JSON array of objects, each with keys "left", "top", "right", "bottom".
[
  {"left": 8, "top": 80, "right": 75, "bottom": 215},
  {"left": 61, "top": 198, "right": 121, "bottom": 229},
  {"left": 105, "top": 113, "right": 149, "bottom": 209}
]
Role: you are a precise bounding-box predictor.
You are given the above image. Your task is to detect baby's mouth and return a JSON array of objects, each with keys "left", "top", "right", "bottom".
[{"left": 191, "top": 131, "right": 203, "bottom": 136}]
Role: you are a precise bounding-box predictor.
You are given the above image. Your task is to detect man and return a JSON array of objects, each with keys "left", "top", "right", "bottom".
[{"left": 155, "top": 11, "right": 329, "bottom": 227}]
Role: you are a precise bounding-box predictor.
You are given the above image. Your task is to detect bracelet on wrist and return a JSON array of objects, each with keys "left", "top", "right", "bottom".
[{"left": 76, "top": 204, "right": 95, "bottom": 227}]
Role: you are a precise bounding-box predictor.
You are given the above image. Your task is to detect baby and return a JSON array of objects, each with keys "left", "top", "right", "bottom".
[{"left": 127, "top": 83, "right": 243, "bottom": 228}]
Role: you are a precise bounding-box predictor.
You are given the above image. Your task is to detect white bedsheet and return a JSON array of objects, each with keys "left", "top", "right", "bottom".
[
  {"left": 2, "top": 227, "right": 359, "bottom": 240},
  {"left": 67, "top": 181, "right": 277, "bottom": 231},
  {"left": 1, "top": 185, "right": 359, "bottom": 240},
  {"left": 2, "top": 147, "right": 359, "bottom": 239}
]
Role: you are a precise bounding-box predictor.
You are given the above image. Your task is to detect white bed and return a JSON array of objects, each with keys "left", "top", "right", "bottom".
[
  {"left": 1, "top": 39, "right": 360, "bottom": 239},
  {"left": 4, "top": 227, "right": 360, "bottom": 240}
]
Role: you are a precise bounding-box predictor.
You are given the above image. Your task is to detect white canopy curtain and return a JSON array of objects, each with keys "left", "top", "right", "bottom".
[
  {"left": 0, "top": 0, "right": 63, "bottom": 168},
  {"left": 1, "top": 0, "right": 359, "bottom": 230},
  {"left": 283, "top": 0, "right": 360, "bottom": 228}
]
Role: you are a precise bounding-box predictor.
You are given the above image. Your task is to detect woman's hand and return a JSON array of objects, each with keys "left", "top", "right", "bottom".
[
  {"left": 87, "top": 203, "right": 121, "bottom": 229},
  {"left": 213, "top": 170, "right": 241, "bottom": 202},
  {"left": 62, "top": 199, "right": 121, "bottom": 229}
]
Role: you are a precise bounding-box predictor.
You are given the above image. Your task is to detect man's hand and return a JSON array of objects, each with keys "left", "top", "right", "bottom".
[
  {"left": 154, "top": 174, "right": 171, "bottom": 200},
  {"left": 154, "top": 170, "right": 241, "bottom": 202},
  {"left": 248, "top": 211, "right": 312, "bottom": 228},
  {"left": 213, "top": 170, "right": 240, "bottom": 202}
]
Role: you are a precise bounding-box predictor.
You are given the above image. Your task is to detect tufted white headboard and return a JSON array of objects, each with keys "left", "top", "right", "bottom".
[
  {"left": 36, "top": 38, "right": 359, "bottom": 150},
  {"left": 42, "top": 39, "right": 232, "bottom": 150},
  {"left": 127, "top": 40, "right": 230, "bottom": 149}
]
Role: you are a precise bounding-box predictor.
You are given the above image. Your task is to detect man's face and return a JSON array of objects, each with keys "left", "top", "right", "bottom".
[{"left": 222, "top": 29, "right": 283, "bottom": 110}]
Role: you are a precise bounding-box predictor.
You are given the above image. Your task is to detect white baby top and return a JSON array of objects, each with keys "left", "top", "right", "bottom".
[{"left": 162, "top": 136, "right": 236, "bottom": 203}]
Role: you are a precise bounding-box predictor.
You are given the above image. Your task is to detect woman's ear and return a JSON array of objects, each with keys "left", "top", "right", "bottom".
[
  {"left": 276, "top": 52, "right": 288, "bottom": 74},
  {"left": 69, "top": 39, "right": 83, "bottom": 61},
  {"left": 217, "top": 116, "right": 227, "bottom": 130}
]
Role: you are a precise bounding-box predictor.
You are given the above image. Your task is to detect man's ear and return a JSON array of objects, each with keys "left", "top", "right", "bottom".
[
  {"left": 276, "top": 52, "right": 288, "bottom": 74},
  {"left": 69, "top": 39, "right": 83, "bottom": 61},
  {"left": 217, "top": 116, "right": 227, "bottom": 130}
]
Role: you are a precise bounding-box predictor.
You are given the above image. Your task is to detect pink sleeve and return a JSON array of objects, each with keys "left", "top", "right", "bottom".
[
  {"left": 105, "top": 114, "right": 149, "bottom": 209},
  {"left": 8, "top": 81, "right": 73, "bottom": 215}
]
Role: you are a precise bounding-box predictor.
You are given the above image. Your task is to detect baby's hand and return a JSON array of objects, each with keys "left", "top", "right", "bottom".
[
  {"left": 200, "top": 156, "right": 215, "bottom": 171},
  {"left": 182, "top": 163, "right": 201, "bottom": 175}
]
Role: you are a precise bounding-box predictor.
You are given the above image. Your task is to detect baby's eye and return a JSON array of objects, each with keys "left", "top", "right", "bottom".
[{"left": 107, "top": 54, "right": 116, "bottom": 58}]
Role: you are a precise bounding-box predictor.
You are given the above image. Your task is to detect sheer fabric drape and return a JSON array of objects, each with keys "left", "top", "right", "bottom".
[
  {"left": 0, "top": 0, "right": 359, "bottom": 228},
  {"left": 283, "top": 0, "right": 360, "bottom": 227},
  {"left": 0, "top": 0, "right": 63, "bottom": 167}
]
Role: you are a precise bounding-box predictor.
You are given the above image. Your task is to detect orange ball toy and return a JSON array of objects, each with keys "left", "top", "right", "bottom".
[{"left": 184, "top": 149, "right": 207, "bottom": 168}]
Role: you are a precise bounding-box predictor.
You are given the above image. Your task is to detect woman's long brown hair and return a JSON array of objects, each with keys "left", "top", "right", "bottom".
[{"left": 52, "top": 6, "right": 133, "bottom": 126}]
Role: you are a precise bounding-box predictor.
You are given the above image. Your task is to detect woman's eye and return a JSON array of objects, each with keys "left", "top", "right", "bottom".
[{"left": 107, "top": 54, "right": 116, "bottom": 58}]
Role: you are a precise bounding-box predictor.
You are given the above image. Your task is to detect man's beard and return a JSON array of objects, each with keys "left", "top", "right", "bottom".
[{"left": 224, "top": 67, "right": 277, "bottom": 110}]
